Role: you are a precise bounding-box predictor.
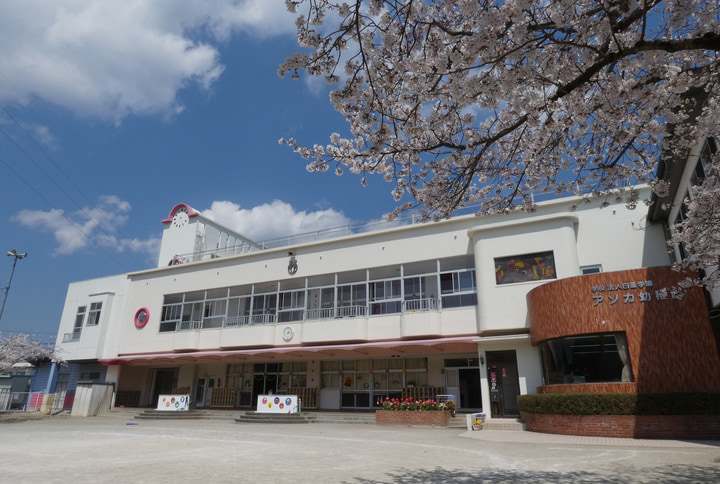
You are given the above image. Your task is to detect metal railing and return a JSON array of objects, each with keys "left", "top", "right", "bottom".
[
  {"left": 170, "top": 192, "right": 567, "bottom": 266},
  {"left": 164, "top": 299, "right": 453, "bottom": 333},
  {"left": 0, "top": 389, "right": 29, "bottom": 411},
  {"left": 402, "top": 298, "right": 440, "bottom": 312},
  {"left": 249, "top": 313, "right": 277, "bottom": 325},
  {"left": 305, "top": 307, "right": 335, "bottom": 321},
  {"left": 336, "top": 305, "right": 367, "bottom": 318},
  {"left": 178, "top": 320, "right": 202, "bottom": 331},
  {"left": 62, "top": 328, "right": 82, "bottom": 343}
]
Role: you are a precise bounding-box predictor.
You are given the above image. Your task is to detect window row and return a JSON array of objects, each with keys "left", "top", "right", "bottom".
[{"left": 159, "top": 261, "right": 477, "bottom": 332}]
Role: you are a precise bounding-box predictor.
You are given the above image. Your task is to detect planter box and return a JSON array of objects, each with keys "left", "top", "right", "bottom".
[
  {"left": 520, "top": 412, "right": 720, "bottom": 440},
  {"left": 376, "top": 410, "right": 451, "bottom": 427}
]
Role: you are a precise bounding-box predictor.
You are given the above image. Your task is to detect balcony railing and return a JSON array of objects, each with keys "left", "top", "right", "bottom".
[
  {"left": 305, "top": 307, "right": 336, "bottom": 321},
  {"left": 336, "top": 305, "right": 367, "bottom": 318},
  {"left": 163, "top": 298, "right": 453, "bottom": 333},
  {"left": 402, "top": 298, "right": 440, "bottom": 312},
  {"left": 62, "top": 328, "right": 82, "bottom": 343},
  {"left": 178, "top": 320, "right": 202, "bottom": 331},
  {"left": 249, "top": 313, "right": 277, "bottom": 325}
]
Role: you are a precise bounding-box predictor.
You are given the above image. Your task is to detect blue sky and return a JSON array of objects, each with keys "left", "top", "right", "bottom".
[{"left": 0, "top": 1, "right": 397, "bottom": 343}]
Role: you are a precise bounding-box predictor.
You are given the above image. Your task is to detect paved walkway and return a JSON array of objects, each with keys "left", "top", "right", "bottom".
[{"left": 1, "top": 410, "right": 718, "bottom": 483}]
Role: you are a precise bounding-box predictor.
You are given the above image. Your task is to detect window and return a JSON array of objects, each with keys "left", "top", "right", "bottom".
[
  {"left": 278, "top": 289, "right": 305, "bottom": 323},
  {"left": 160, "top": 303, "right": 182, "bottom": 332},
  {"left": 86, "top": 302, "right": 102, "bottom": 326},
  {"left": 69, "top": 306, "right": 85, "bottom": 341},
  {"left": 74, "top": 306, "right": 86, "bottom": 328},
  {"left": 440, "top": 270, "right": 477, "bottom": 308},
  {"left": 581, "top": 265, "right": 602, "bottom": 275},
  {"left": 338, "top": 284, "right": 367, "bottom": 306},
  {"left": 370, "top": 279, "right": 402, "bottom": 315},
  {"left": 251, "top": 293, "right": 277, "bottom": 324},
  {"left": 495, "top": 251, "right": 556, "bottom": 285},
  {"left": 539, "top": 332, "right": 633, "bottom": 385}
]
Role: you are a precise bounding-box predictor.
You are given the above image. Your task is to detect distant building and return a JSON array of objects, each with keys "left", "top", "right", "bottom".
[
  {"left": 1, "top": 361, "right": 34, "bottom": 411},
  {"left": 32, "top": 186, "right": 720, "bottom": 416},
  {"left": 648, "top": 135, "right": 720, "bottom": 346}
]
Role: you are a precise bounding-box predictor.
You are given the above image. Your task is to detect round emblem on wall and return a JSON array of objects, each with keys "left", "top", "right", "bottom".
[
  {"left": 288, "top": 256, "right": 298, "bottom": 275},
  {"left": 134, "top": 308, "right": 150, "bottom": 329}
]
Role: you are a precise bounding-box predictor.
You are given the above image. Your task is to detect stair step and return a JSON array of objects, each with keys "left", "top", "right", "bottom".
[
  {"left": 236, "top": 413, "right": 313, "bottom": 424},
  {"left": 128, "top": 410, "right": 525, "bottom": 429},
  {"left": 134, "top": 410, "right": 210, "bottom": 420}
]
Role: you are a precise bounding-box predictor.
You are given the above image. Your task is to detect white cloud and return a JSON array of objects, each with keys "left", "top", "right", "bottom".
[
  {"left": 13, "top": 197, "right": 159, "bottom": 257},
  {"left": 12, "top": 197, "right": 351, "bottom": 258},
  {"left": 0, "top": 0, "right": 297, "bottom": 122},
  {"left": 201, "top": 200, "right": 352, "bottom": 242}
]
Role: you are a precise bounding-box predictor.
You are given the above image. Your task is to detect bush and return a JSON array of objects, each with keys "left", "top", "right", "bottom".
[{"left": 517, "top": 392, "right": 720, "bottom": 416}]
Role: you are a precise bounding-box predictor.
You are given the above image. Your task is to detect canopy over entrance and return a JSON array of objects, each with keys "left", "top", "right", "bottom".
[{"left": 100, "top": 336, "right": 478, "bottom": 366}]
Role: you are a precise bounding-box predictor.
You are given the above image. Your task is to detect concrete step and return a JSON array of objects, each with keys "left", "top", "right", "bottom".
[
  {"left": 482, "top": 419, "right": 526, "bottom": 431},
  {"left": 235, "top": 413, "right": 313, "bottom": 424},
  {"left": 307, "top": 413, "right": 376, "bottom": 425},
  {"left": 134, "top": 410, "right": 210, "bottom": 420}
]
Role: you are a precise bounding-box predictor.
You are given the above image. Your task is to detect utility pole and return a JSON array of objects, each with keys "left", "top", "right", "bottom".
[{"left": 0, "top": 250, "right": 28, "bottom": 322}]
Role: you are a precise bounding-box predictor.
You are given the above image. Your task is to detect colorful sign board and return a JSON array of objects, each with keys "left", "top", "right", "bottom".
[
  {"left": 156, "top": 394, "right": 190, "bottom": 411},
  {"left": 256, "top": 394, "right": 299, "bottom": 413}
]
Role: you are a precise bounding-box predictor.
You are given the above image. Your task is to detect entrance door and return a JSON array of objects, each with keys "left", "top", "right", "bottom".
[
  {"left": 444, "top": 369, "right": 460, "bottom": 407},
  {"left": 251, "top": 373, "right": 278, "bottom": 407},
  {"left": 152, "top": 368, "right": 178, "bottom": 406},
  {"left": 486, "top": 350, "right": 520, "bottom": 418},
  {"left": 458, "top": 368, "right": 482, "bottom": 409},
  {"left": 195, "top": 377, "right": 216, "bottom": 408}
]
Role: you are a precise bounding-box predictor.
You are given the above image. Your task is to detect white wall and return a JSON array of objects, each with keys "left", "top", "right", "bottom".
[{"left": 55, "top": 274, "right": 130, "bottom": 361}]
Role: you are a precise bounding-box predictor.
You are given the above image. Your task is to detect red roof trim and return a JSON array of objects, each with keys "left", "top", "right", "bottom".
[{"left": 160, "top": 203, "right": 200, "bottom": 224}]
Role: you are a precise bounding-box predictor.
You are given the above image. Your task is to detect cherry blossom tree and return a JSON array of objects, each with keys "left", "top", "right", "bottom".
[
  {"left": 0, "top": 334, "right": 63, "bottom": 373},
  {"left": 279, "top": 0, "right": 720, "bottom": 287}
]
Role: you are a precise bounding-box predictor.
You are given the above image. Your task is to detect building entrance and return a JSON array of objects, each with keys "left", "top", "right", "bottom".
[
  {"left": 486, "top": 350, "right": 520, "bottom": 418},
  {"left": 151, "top": 368, "right": 178, "bottom": 407},
  {"left": 445, "top": 362, "right": 482, "bottom": 410},
  {"left": 195, "top": 377, "right": 217, "bottom": 408}
]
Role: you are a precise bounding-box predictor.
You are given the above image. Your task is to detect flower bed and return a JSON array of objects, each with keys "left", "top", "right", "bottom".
[
  {"left": 375, "top": 398, "right": 455, "bottom": 427},
  {"left": 376, "top": 410, "right": 451, "bottom": 426}
]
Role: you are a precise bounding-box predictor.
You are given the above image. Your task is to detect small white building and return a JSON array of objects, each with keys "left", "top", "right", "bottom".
[{"left": 34, "top": 187, "right": 673, "bottom": 416}]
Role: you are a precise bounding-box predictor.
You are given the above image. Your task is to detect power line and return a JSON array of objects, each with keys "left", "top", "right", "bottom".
[
  {"left": 0, "top": 103, "right": 147, "bottom": 270},
  {"left": 0, "top": 153, "right": 131, "bottom": 271}
]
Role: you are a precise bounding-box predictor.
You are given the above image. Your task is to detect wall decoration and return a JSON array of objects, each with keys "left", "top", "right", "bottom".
[
  {"left": 134, "top": 308, "right": 150, "bottom": 329},
  {"left": 495, "top": 251, "right": 556, "bottom": 285}
]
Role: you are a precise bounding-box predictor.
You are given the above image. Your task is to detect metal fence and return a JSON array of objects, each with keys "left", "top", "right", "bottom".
[{"left": 0, "top": 388, "right": 29, "bottom": 411}]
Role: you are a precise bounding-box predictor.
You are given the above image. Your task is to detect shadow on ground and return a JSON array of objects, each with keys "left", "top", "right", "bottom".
[{"left": 346, "top": 464, "right": 720, "bottom": 483}]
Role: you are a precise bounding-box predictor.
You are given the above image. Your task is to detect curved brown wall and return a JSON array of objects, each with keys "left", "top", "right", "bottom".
[{"left": 527, "top": 266, "right": 720, "bottom": 393}]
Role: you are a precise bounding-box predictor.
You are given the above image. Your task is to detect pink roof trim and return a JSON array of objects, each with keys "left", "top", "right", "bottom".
[
  {"left": 100, "top": 336, "right": 478, "bottom": 365},
  {"left": 160, "top": 203, "right": 200, "bottom": 224}
]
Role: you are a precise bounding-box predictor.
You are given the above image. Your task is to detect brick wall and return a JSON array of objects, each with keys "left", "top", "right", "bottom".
[{"left": 521, "top": 412, "right": 720, "bottom": 439}]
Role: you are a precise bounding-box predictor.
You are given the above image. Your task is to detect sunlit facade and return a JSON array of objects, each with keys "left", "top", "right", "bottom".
[{"left": 35, "top": 186, "right": 699, "bottom": 417}]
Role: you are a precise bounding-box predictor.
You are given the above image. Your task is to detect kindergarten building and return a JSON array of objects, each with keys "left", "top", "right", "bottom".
[{"left": 30, "top": 183, "right": 720, "bottom": 417}]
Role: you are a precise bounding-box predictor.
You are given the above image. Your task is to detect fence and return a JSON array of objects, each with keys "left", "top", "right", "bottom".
[{"left": 0, "top": 388, "right": 29, "bottom": 411}]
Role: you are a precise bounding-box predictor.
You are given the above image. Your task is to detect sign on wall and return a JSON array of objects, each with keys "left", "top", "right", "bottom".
[
  {"left": 590, "top": 279, "right": 682, "bottom": 306},
  {"left": 495, "top": 251, "right": 556, "bottom": 285}
]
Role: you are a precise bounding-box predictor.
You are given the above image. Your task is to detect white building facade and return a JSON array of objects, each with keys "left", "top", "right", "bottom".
[{"left": 40, "top": 188, "right": 671, "bottom": 417}]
